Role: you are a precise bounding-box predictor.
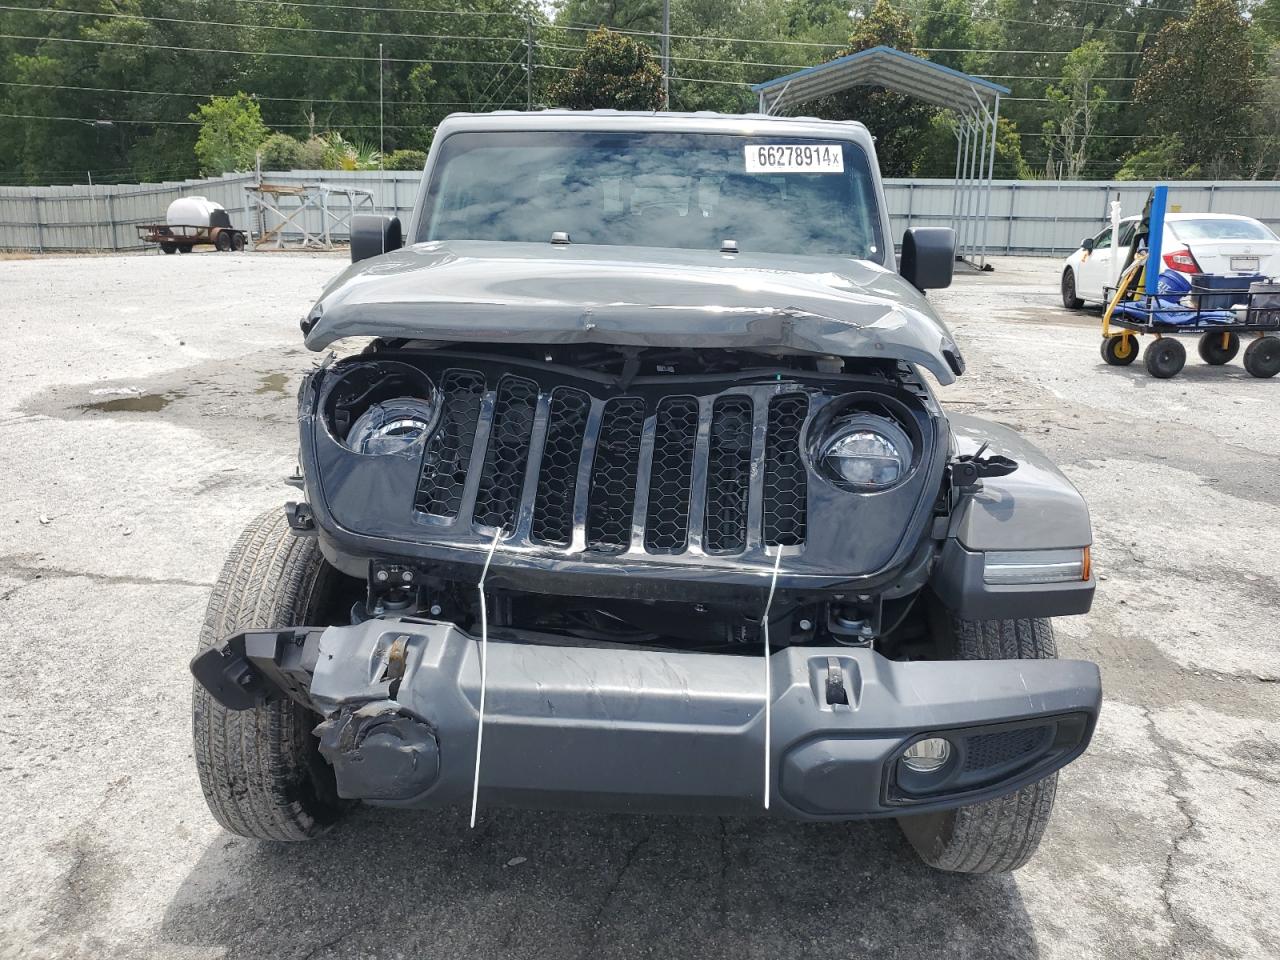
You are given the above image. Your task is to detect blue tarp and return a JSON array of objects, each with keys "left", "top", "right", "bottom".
[{"left": 1112, "top": 270, "right": 1236, "bottom": 326}]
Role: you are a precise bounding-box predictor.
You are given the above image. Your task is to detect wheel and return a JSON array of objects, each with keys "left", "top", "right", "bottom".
[
  {"left": 231, "top": 232, "right": 246, "bottom": 252},
  {"left": 1197, "top": 331, "right": 1239, "bottom": 365},
  {"left": 1143, "top": 337, "right": 1186, "bottom": 379},
  {"left": 214, "top": 230, "right": 232, "bottom": 252},
  {"left": 1061, "top": 269, "right": 1084, "bottom": 310},
  {"left": 1243, "top": 336, "right": 1280, "bottom": 378},
  {"left": 177, "top": 244, "right": 192, "bottom": 254},
  {"left": 1100, "top": 334, "right": 1137, "bottom": 366},
  {"left": 160, "top": 242, "right": 177, "bottom": 255},
  {"left": 898, "top": 616, "right": 1059, "bottom": 874},
  {"left": 192, "top": 509, "right": 349, "bottom": 841}
]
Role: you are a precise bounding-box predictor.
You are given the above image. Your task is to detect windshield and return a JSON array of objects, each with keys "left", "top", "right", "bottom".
[
  {"left": 1170, "top": 218, "right": 1277, "bottom": 242},
  {"left": 418, "top": 131, "right": 884, "bottom": 262}
]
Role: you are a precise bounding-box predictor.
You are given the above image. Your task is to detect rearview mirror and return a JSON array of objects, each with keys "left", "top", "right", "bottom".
[
  {"left": 1080, "top": 237, "right": 1095, "bottom": 252},
  {"left": 351, "top": 214, "right": 402, "bottom": 263},
  {"left": 900, "top": 228, "right": 955, "bottom": 292}
]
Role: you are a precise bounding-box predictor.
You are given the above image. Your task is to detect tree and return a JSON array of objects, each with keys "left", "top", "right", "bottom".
[
  {"left": 1115, "top": 137, "right": 1195, "bottom": 180},
  {"left": 191, "top": 93, "right": 268, "bottom": 175},
  {"left": 1042, "top": 40, "right": 1110, "bottom": 179},
  {"left": 806, "top": 0, "right": 938, "bottom": 176},
  {"left": 1134, "top": 0, "right": 1255, "bottom": 178},
  {"left": 257, "top": 132, "right": 303, "bottom": 170},
  {"left": 551, "top": 27, "right": 666, "bottom": 110},
  {"left": 385, "top": 148, "right": 429, "bottom": 170}
]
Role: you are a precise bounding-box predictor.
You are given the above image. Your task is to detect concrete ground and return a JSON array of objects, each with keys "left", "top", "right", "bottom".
[{"left": 1, "top": 251, "right": 1277, "bottom": 960}]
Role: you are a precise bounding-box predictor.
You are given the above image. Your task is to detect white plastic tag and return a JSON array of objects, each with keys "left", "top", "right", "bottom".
[{"left": 744, "top": 143, "right": 844, "bottom": 174}]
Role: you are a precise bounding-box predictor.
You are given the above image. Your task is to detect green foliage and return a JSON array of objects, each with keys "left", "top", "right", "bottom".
[
  {"left": 191, "top": 93, "right": 268, "bottom": 175},
  {"left": 1115, "top": 137, "right": 1198, "bottom": 180},
  {"left": 319, "top": 131, "right": 383, "bottom": 170},
  {"left": 1042, "top": 40, "right": 1111, "bottom": 179},
  {"left": 551, "top": 27, "right": 666, "bottom": 110},
  {"left": 298, "top": 137, "right": 332, "bottom": 171},
  {"left": 385, "top": 148, "right": 429, "bottom": 170},
  {"left": 257, "top": 132, "right": 304, "bottom": 170},
  {"left": 1134, "top": 0, "right": 1255, "bottom": 178}
]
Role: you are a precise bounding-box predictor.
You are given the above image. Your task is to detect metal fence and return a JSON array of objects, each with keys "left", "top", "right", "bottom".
[{"left": 2, "top": 170, "right": 1279, "bottom": 255}]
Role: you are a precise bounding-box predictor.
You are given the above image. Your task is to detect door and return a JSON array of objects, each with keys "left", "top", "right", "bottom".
[{"left": 1076, "top": 227, "right": 1114, "bottom": 302}]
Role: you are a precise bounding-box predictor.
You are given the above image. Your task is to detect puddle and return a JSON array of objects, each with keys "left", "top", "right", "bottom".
[
  {"left": 77, "top": 392, "right": 180, "bottom": 413},
  {"left": 255, "top": 373, "right": 290, "bottom": 396}
]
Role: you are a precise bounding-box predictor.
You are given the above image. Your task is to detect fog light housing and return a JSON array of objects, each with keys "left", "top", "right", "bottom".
[{"left": 901, "top": 737, "right": 952, "bottom": 774}]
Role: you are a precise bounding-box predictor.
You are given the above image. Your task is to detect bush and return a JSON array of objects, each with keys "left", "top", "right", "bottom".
[
  {"left": 551, "top": 27, "right": 665, "bottom": 111},
  {"left": 298, "top": 136, "right": 332, "bottom": 170},
  {"left": 190, "top": 93, "right": 268, "bottom": 175},
  {"left": 257, "top": 132, "right": 303, "bottom": 170},
  {"left": 385, "top": 149, "right": 427, "bottom": 171}
]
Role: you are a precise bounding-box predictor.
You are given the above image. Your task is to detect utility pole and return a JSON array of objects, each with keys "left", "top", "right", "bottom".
[
  {"left": 378, "top": 42, "right": 385, "bottom": 169},
  {"left": 525, "top": 18, "right": 534, "bottom": 110},
  {"left": 661, "top": 0, "right": 670, "bottom": 108}
]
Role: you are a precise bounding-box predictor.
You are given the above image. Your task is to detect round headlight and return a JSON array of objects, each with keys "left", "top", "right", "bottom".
[
  {"left": 345, "top": 397, "right": 439, "bottom": 456},
  {"left": 819, "top": 414, "right": 912, "bottom": 491}
]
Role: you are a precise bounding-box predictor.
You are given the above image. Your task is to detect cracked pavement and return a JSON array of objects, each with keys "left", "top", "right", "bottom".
[{"left": 1, "top": 252, "right": 1278, "bottom": 960}]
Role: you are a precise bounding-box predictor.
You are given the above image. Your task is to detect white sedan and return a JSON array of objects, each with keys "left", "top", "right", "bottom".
[{"left": 1061, "top": 212, "right": 1280, "bottom": 308}]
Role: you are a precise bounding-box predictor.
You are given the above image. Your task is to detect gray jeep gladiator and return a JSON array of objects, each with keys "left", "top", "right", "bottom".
[{"left": 191, "top": 110, "right": 1100, "bottom": 874}]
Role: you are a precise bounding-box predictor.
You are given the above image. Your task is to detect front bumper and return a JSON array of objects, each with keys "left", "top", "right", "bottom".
[{"left": 192, "top": 619, "right": 1101, "bottom": 820}]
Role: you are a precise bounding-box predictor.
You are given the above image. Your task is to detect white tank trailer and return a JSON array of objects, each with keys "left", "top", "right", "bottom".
[{"left": 137, "top": 196, "right": 246, "bottom": 254}]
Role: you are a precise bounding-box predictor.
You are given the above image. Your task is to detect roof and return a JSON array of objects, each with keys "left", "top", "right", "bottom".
[{"left": 752, "top": 45, "right": 1010, "bottom": 116}]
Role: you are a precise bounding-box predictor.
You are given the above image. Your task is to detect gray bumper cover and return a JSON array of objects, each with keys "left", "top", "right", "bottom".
[{"left": 265, "top": 619, "right": 1102, "bottom": 819}]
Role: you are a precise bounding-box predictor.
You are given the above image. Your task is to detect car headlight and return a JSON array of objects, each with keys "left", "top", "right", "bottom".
[
  {"left": 819, "top": 414, "right": 913, "bottom": 491},
  {"left": 345, "top": 397, "right": 440, "bottom": 455}
]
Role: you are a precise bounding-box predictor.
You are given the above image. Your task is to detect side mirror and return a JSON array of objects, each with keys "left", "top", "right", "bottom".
[
  {"left": 1080, "top": 237, "right": 1095, "bottom": 252},
  {"left": 900, "top": 228, "right": 955, "bottom": 292},
  {"left": 351, "top": 214, "right": 402, "bottom": 263}
]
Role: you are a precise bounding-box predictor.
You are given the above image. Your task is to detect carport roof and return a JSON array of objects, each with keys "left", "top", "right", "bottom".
[{"left": 751, "top": 45, "right": 1009, "bottom": 116}]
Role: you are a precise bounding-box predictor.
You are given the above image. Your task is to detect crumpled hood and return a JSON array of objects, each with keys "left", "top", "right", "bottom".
[{"left": 304, "top": 240, "right": 964, "bottom": 384}]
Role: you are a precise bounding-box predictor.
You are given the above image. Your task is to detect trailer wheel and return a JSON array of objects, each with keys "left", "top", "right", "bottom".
[
  {"left": 1243, "top": 336, "right": 1280, "bottom": 378},
  {"left": 215, "top": 230, "right": 232, "bottom": 252},
  {"left": 177, "top": 244, "right": 192, "bottom": 254},
  {"left": 160, "top": 242, "right": 177, "bottom": 255},
  {"left": 1197, "top": 331, "right": 1239, "bottom": 365},
  {"left": 897, "top": 616, "right": 1059, "bottom": 874},
  {"left": 1100, "top": 334, "right": 1137, "bottom": 366},
  {"left": 1144, "top": 337, "right": 1185, "bottom": 378},
  {"left": 231, "top": 232, "right": 246, "bottom": 252}
]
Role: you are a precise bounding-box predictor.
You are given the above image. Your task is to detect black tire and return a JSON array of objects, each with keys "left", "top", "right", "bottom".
[
  {"left": 1243, "top": 336, "right": 1280, "bottom": 378},
  {"left": 192, "top": 509, "right": 347, "bottom": 841},
  {"left": 1143, "top": 337, "right": 1186, "bottom": 379},
  {"left": 160, "top": 242, "right": 177, "bottom": 255},
  {"left": 1061, "top": 269, "right": 1084, "bottom": 309},
  {"left": 1197, "top": 331, "right": 1239, "bottom": 366},
  {"left": 214, "top": 230, "right": 232, "bottom": 252},
  {"left": 1100, "top": 334, "right": 1138, "bottom": 366},
  {"left": 177, "top": 244, "right": 192, "bottom": 254},
  {"left": 231, "top": 232, "right": 246, "bottom": 251},
  {"left": 898, "top": 616, "right": 1059, "bottom": 874}
]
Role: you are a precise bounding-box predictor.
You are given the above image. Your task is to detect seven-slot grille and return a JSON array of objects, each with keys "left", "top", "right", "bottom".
[{"left": 415, "top": 368, "right": 809, "bottom": 555}]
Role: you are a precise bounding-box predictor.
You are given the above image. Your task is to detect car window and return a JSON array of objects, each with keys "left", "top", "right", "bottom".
[
  {"left": 1093, "top": 228, "right": 1112, "bottom": 251},
  {"left": 418, "top": 131, "right": 885, "bottom": 262},
  {"left": 1117, "top": 222, "right": 1136, "bottom": 247},
  {"left": 1169, "top": 218, "right": 1278, "bottom": 242}
]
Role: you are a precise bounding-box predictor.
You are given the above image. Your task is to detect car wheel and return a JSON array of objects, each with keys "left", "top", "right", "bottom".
[
  {"left": 1243, "top": 336, "right": 1280, "bottom": 378},
  {"left": 1197, "top": 331, "right": 1239, "bottom": 365},
  {"left": 1061, "top": 269, "right": 1084, "bottom": 309},
  {"left": 897, "top": 616, "right": 1059, "bottom": 874},
  {"left": 1144, "top": 337, "right": 1186, "bottom": 379},
  {"left": 192, "top": 508, "right": 350, "bottom": 841},
  {"left": 214, "top": 230, "right": 232, "bottom": 252},
  {"left": 1100, "top": 334, "right": 1137, "bottom": 366},
  {"left": 160, "top": 242, "right": 177, "bottom": 255}
]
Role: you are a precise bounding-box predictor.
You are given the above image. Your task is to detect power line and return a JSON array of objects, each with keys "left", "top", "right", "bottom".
[
  {"left": 0, "top": 111, "right": 467, "bottom": 129},
  {"left": 0, "top": 80, "right": 477, "bottom": 107}
]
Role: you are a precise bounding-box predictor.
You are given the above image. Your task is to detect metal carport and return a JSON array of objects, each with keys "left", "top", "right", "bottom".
[{"left": 752, "top": 45, "right": 1009, "bottom": 270}]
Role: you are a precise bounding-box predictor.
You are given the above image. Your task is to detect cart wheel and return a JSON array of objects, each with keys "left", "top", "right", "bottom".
[
  {"left": 215, "top": 231, "right": 232, "bottom": 252},
  {"left": 1197, "top": 331, "right": 1239, "bottom": 365},
  {"left": 160, "top": 242, "right": 177, "bottom": 255},
  {"left": 1243, "top": 336, "right": 1280, "bottom": 378},
  {"left": 1144, "top": 338, "right": 1186, "bottom": 379},
  {"left": 231, "top": 232, "right": 246, "bottom": 252},
  {"left": 1062, "top": 269, "right": 1084, "bottom": 310},
  {"left": 177, "top": 244, "right": 192, "bottom": 254},
  {"left": 1100, "top": 335, "right": 1137, "bottom": 366}
]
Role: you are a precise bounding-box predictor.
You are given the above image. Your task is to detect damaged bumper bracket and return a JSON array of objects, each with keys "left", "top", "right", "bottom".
[{"left": 192, "top": 619, "right": 1101, "bottom": 820}]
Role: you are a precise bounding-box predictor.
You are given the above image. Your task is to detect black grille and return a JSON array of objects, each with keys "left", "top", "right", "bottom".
[
  {"left": 415, "top": 369, "right": 485, "bottom": 517},
  {"left": 530, "top": 388, "right": 591, "bottom": 546},
  {"left": 473, "top": 376, "right": 538, "bottom": 531},
  {"left": 762, "top": 394, "right": 809, "bottom": 546},
  {"left": 705, "top": 396, "right": 753, "bottom": 553},
  {"left": 963, "top": 727, "right": 1048, "bottom": 773},
  {"left": 644, "top": 397, "right": 699, "bottom": 553},
  {"left": 586, "top": 397, "right": 645, "bottom": 552}
]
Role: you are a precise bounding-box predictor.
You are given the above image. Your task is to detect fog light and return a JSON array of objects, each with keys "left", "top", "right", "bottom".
[{"left": 901, "top": 737, "right": 951, "bottom": 774}]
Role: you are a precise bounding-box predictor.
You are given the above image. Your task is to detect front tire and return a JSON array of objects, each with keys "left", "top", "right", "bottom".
[
  {"left": 1144, "top": 337, "right": 1186, "bottom": 379},
  {"left": 1243, "top": 336, "right": 1280, "bottom": 378},
  {"left": 192, "top": 509, "right": 347, "bottom": 841},
  {"left": 1100, "top": 334, "right": 1137, "bottom": 365},
  {"left": 898, "top": 616, "right": 1059, "bottom": 874},
  {"left": 1062, "top": 269, "right": 1084, "bottom": 309}
]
